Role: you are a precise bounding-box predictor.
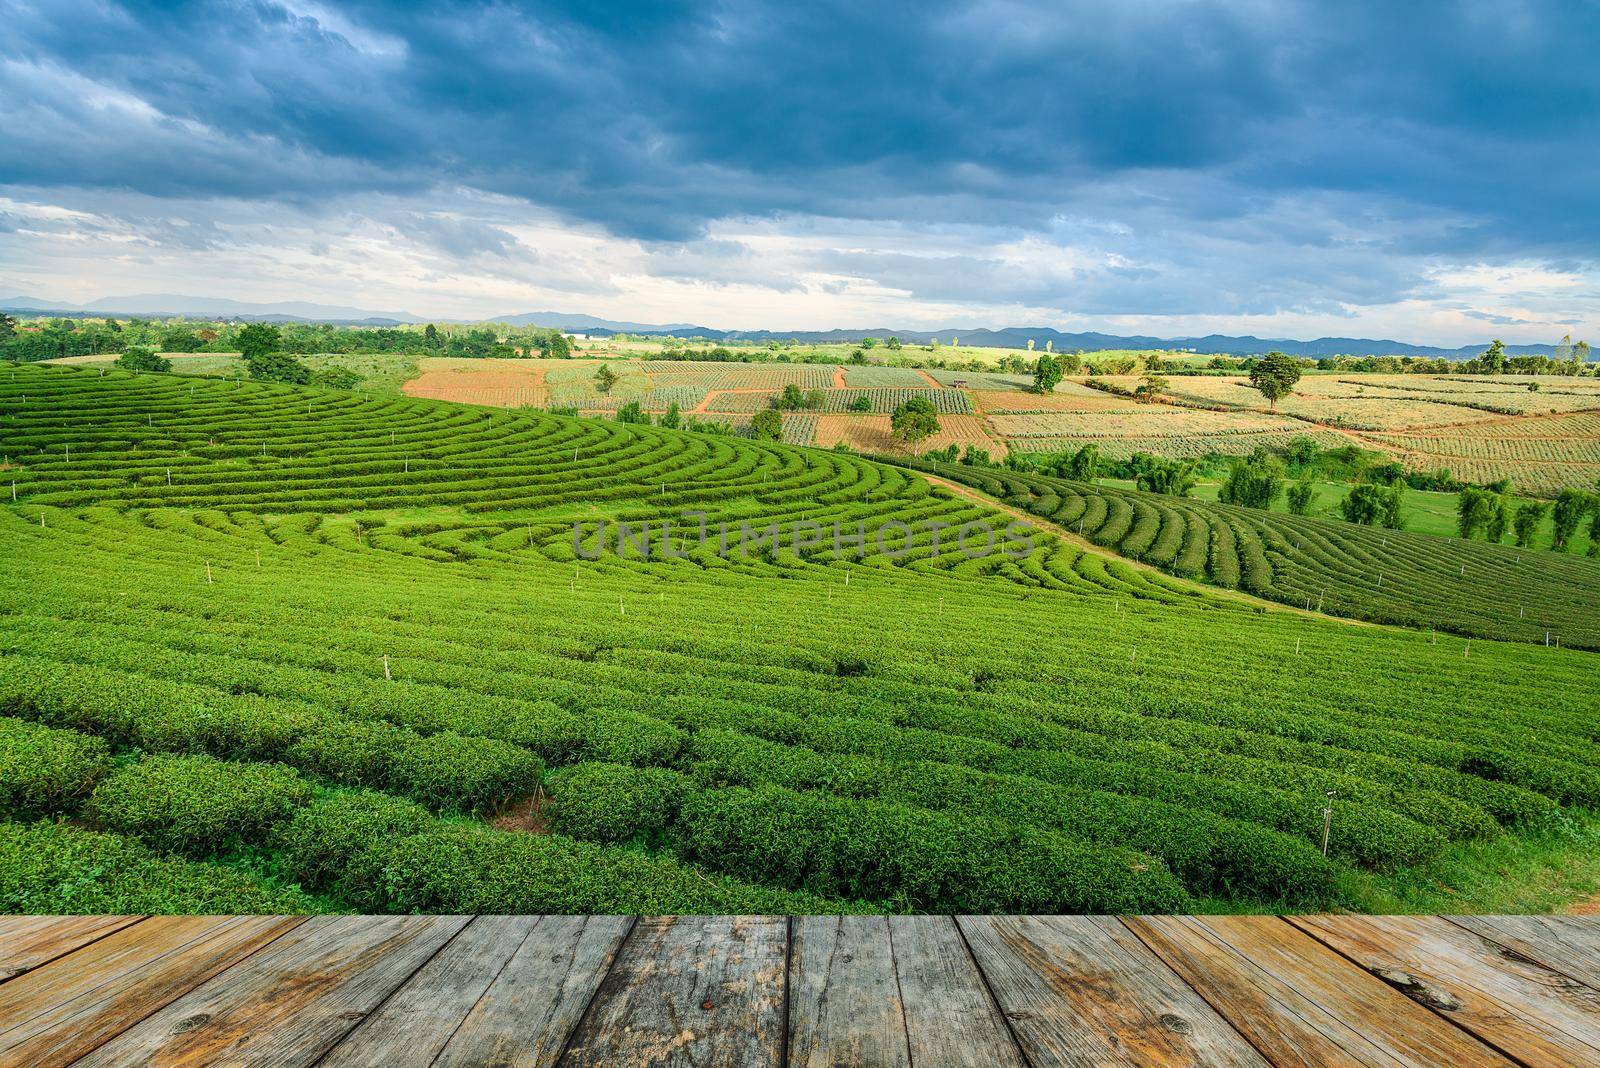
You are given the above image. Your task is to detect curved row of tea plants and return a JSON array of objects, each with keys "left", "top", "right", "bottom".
[
  {"left": 2, "top": 362, "right": 1598, "bottom": 913},
  {"left": 892, "top": 456, "right": 1600, "bottom": 649}
]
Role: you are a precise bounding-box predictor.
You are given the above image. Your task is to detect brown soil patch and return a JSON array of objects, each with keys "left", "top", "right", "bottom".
[
  {"left": 813, "top": 414, "right": 1007, "bottom": 457},
  {"left": 490, "top": 789, "right": 551, "bottom": 835}
]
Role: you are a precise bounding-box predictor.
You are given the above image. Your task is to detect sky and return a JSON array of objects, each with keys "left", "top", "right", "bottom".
[{"left": 1, "top": 0, "right": 1597, "bottom": 345}]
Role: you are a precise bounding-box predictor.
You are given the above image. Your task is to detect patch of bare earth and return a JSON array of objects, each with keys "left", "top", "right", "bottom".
[{"left": 490, "top": 789, "right": 551, "bottom": 835}]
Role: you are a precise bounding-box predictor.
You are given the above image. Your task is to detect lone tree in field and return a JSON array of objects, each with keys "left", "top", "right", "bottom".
[
  {"left": 245, "top": 350, "right": 311, "bottom": 384},
  {"left": 1513, "top": 501, "right": 1549, "bottom": 548},
  {"left": 1456, "top": 487, "right": 1496, "bottom": 539},
  {"left": 890, "top": 395, "right": 940, "bottom": 444},
  {"left": 1286, "top": 476, "right": 1315, "bottom": 515},
  {"left": 1550, "top": 489, "right": 1589, "bottom": 552},
  {"left": 1031, "top": 354, "right": 1063, "bottom": 394},
  {"left": 1248, "top": 351, "right": 1301, "bottom": 409},
  {"left": 1134, "top": 373, "right": 1168, "bottom": 403},
  {"left": 593, "top": 364, "right": 619, "bottom": 394},
  {"left": 236, "top": 323, "right": 282, "bottom": 361},
  {"left": 114, "top": 346, "right": 171, "bottom": 373}
]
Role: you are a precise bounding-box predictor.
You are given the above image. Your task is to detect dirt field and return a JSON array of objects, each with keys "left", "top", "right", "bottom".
[{"left": 811, "top": 413, "right": 1007, "bottom": 456}]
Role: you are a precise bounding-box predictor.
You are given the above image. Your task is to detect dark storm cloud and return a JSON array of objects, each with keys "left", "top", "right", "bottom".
[{"left": 0, "top": 0, "right": 1595, "bottom": 315}]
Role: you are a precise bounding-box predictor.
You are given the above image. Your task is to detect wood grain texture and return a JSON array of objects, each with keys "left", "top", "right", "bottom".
[
  {"left": 1292, "top": 914, "right": 1600, "bottom": 1068},
  {"left": 889, "top": 915, "right": 1026, "bottom": 1068},
  {"left": 958, "top": 915, "right": 1269, "bottom": 1067},
  {"left": 73, "top": 914, "right": 469, "bottom": 1068},
  {"left": 0, "top": 915, "right": 142, "bottom": 982},
  {"left": 788, "top": 915, "right": 909, "bottom": 1068},
  {"left": 318, "top": 915, "right": 542, "bottom": 1068},
  {"left": 559, "top": 915, "right": 787, "bottom": 1068},
  {"left": 433, "top": 915, "right": 632, "bottom": 1068},
  {"left": 1127, "top": 915, "right": 1512, "bottom": 1068},
  {"left": 1450, "top": 915, "right": 1600, "bottom": 987},
  {"left": 0, "top": 915, "right": 300, "bottom": 1068}
]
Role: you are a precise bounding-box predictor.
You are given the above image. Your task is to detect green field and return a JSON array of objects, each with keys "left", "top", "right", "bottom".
[
  {"left": 906, "top": 458, "right": 1600, "bottom": 648},
  {"left": 4, "top": 363, "right": 1600, "bottom": 916}
]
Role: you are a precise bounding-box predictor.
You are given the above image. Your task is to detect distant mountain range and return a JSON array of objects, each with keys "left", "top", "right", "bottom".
[{"left": 1, "top": 293, "right": 1575, "bottom": 358}]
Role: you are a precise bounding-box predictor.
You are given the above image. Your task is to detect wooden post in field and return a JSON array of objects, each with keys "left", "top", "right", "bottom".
[
  {"left": 1295, "top": 637, "right": 1301, "bottom": 656},
  {"left": 255, "top": 548, "right": 261, "bottom": 568},
  {"left": 205, "top": 560, "right": 212, "bottom": 584},
  {"left": 619, "top": 596, "right": 625, "bottom": 616},
  {"left": 383, "top": 655, "right": 391, "bottom": 680},
  {"left": 166, "top": 468, "right": 171, "bottom": 485},
  {"left": 9, "top": 481, "right": 14, "bottom": 502},
  {"left": 1321, "top": 791, "right": 1336, "bottom": 856},
  {"left": 391, "top": 430, "right": 395, "bottom": 445},
  {"left": 1464, "top": 641, "right": 1470, "bottom": 658}
]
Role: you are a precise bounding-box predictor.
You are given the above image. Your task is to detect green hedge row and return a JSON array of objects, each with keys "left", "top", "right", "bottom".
[
  {"left": 277, "top": 791, "right": 845, "bottom": 914},
  {"left": 547, "top": 762, "right": 1194, "bottom": 913},
  {"left": 0, "top": 820, "right": 314, "bottom": 913},
  {"left": 0, "top": 716, "right": 112, "bottom": 818},
  {"left": 85, "top": 754, "right": 313, "bottom": 857}
]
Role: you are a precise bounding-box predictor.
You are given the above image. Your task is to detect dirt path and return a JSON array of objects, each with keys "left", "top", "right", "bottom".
[
  {"left": 691, "top": 387, "right": 774, "bottom": 415},
  {"left": 832, "top": 365, "right": 847, "bottom": 388},
  {"left": 914, "top": 368, "right": 943, "bottom": 388},
  {"left": 919, "top": 470, "right": 1372, "bottom": 624}
]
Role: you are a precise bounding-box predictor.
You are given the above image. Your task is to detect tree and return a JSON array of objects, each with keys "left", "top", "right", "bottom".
[
  {"left": 751, "top": 408, "right": 782, "bottom": 441},
  {"left": 1133, "top": 374, "right": 1168, "bottom": 403},
  {"left": 1218, "top": 451, "right": 1284, "bottom": 509},
  {"left": 777, "top": 383, "right": 804, "bottom": 411},
  {"left": 1455, "top": 487, "right": 1496, "bottom": 539},
  {"left": 1061, "top": 443, "right": 1100, "bottom": 482},
  {"left": 114, "top": 346, "right": 171, "bottom": 372},
  {"left": 1339, "top": 483, "right": 1402, "bottom": 527},
  {"left": 886, "top": 336, "right": 902, "bottom": 350},
  {"left": 423, "top": 324, "right": 441, "bottom": 350},
  {"left": 1286, "top": 477, "right": 1315, "bottom": 515},
  {"left": 245, "top": 351, "right": 311, "bottom": 384},
  {"left": 1248, "top": 351, "right": 1301, "bottom": 409},
  {"left": 1481, "top": 339, "right": 1507, "bottom": 374},
  {"left": 804, "top": 389, "right": 826, "bottom": 411},
  {"left": 236, "top": 323, "right": 282, "bottom": 361},
  {"left": 1031, "top": 354, "right": 1062, "bottom": 394},
  {"left": 890, "top": 395, "right": 940, "bottom": 443},
  {"left": 861, "top": 336, "right": 878, "bottom": 349},
  {"left": 848, "top": 396, "right": 872, "bottom": 412},
  {"left": 593, "top": 365, "right": 619, "bottom": 393},
  {"left": 1284, "top": 436, "right": 1321, "bottom": 470},
  {"left": 311, "top": 366, "right": 360, "bottom": 389},
  {"left": 161, "top": 327, "right": 203, "bottom": 352},
  {"left": 1513, "top": 502, "right": 1549, "bottom": 548},
  {"left": 1133, "top": 456, "right": 1197, "bottom": 497},
  {"left": 659, "top": 402, "right": 682, "bottom": 430},
  {"left": 0, "top": 314, "right": 16, "bottom": 342},
  {"left": 534, "top": 329, "right": 572, "bottom": 359},
  {"left": 1550, "top": 489, "right": 1588, "bottom": 551},
  {"left": 1486, "top": 490, "right": 1512, "bottom": 543},
  {"left": 615, "top": 401, "right": 649, "bottom": 425}
]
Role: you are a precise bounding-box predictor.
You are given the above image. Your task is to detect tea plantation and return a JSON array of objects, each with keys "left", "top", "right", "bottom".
[
  {"left": 895, "top": 457, "right": 1600, "bottom": 650},
  {"left": 2, "top": 364, "right": 1598, "bottom": 914}
]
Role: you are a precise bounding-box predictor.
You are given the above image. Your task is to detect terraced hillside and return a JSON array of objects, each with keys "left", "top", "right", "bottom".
[
  {"left": 895, "top": 457, "right": 1600, "bottom": 649},
  {"left": 2, "top": 364, "right": 1598, "bottom": 916}
]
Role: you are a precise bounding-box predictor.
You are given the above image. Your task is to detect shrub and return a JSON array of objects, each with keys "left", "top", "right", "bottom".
[
  {"left": 546, "top": 762, "right": 690, "bottom": 844},
  {"left": 355, "top": 824, "right": 844, "bottom": 914},
  {"left": 85, "top": 754, "right": 312, "bottom": 857},
  {"left": 0, "top": 717, "right": 112, "bottom": 818},
  {"left": 278, "top": 790, "right": 431, "bottom": 896},
  {"left": 288, "top": 720, "right": 541, "bottom": 813},
  {"left": 0, "top": 820, "right": 313, "bottom": 914}
]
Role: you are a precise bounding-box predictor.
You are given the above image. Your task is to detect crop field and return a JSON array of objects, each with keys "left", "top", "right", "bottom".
[
  {"left": 840, "top": 366, "right": 938, "bottom": 387},
  {"left": 709, "top": 365, "right": 838, "bottom": 390},
  {"left": 972, "top": 388, "right": 1139, "bottom": 414},
  {"left": 810, "top": 414, "right": 1004, "bottom": 456},
  {"left": 901, "top": 456, "right": 1600, "bottom": 648},
  {"left": 5, "top": 364, "right": 1599, "bottom": 917}
]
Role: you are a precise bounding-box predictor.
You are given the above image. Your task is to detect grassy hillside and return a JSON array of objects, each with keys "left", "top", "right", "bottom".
[
  {"left": 897, "top": 457, "right": 1600, "bottom": 649},
  {"left": 2, "top": 363, "right": 1598, "bottom": 914}
]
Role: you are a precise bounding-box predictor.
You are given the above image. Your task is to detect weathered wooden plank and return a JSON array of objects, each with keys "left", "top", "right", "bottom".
[
  {"left": 889, "top": 915, "right": 1027, "bottom": 1068},
  {"left": 1449, "top": 915, "right": 1600, "bottom": 988},
  {"left": 74, "top": 914, "right": 469, "bottom": 1068},
  {"left": 432, "top": 915, "right": 632, "bottom": 1068},
  {"left": 559, "top": 915, "right": 786, "bottom": 1068},
  {"left": 1127, "top": 915, "right": 1513, "bottom": 1067},
  {"left": 958, "top": 915, "right": 1269, "bottom": 1067},
  {"left": 1291, "top": 914, "right": 1600, "bottom": 1068},
  {"left": 0, "top": 915, "right": 142, "bottom": 982},
  {"left": 0, "top": 915, "right": 300, "bottom": 1068},
  {"left": 788, "top": 915, "right": 909, "bottom": 1068},
  {"left": 318, "top": 915, "right": 542, "bottom": 1068}
]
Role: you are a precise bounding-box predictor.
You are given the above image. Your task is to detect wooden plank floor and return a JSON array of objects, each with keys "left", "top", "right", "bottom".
[{"left": 3, "top": 915, "right": 1599, "bottom": 1066}]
